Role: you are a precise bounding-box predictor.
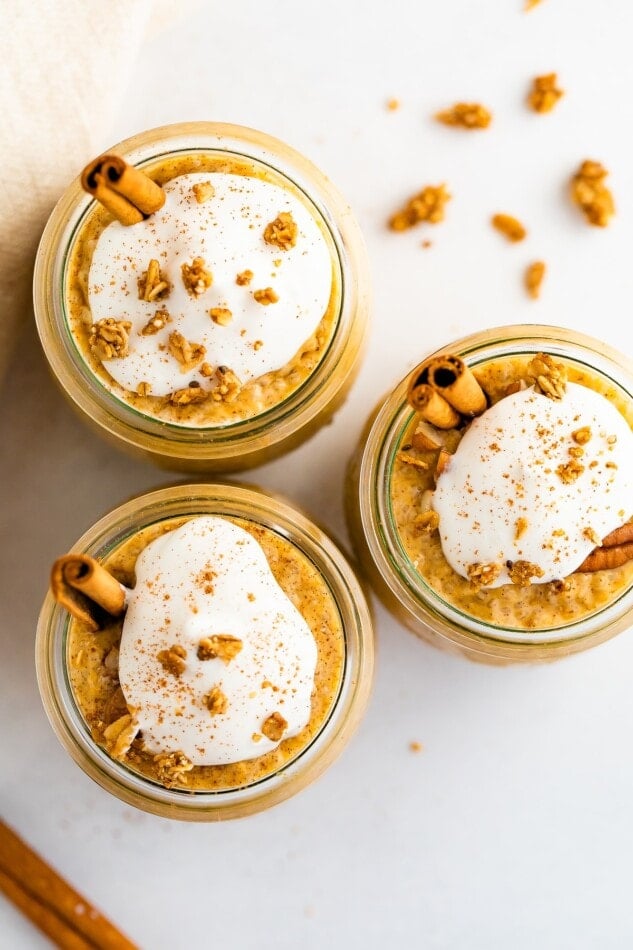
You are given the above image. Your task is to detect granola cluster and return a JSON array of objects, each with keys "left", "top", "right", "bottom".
[
  {"left": 491, "top": 214, "right": 526, "bottom": 242},
  {"left": 140, "top": 308, "right": 171, "bottom": 336},
  {"left": 168, "top": 331, "right": 206, "bottom": 371},
  {"left": 170, "top": 382, "right": 208, "bottom": 406},
  {"left": 389, "top": 185, "right": 451, "bottom": 231},
  {"left": 253, "top": 287, "right": 279, "bottom": 305},
  {"left": 262, "top": 711, "right": 288, "bottom": 742},
  {"left": 89, "top": 318, "right": 132, "bottom": 360},
  {"left": 571, "top": 160, "right": 615, "bottom": 228},
  {"left": 205, "top": 686, "right": 228, "bottom": 715},
  {"left": 467, "top": 562, "right": 502, "bottom": 590},
  {"left": 524, "top": 261, "right": 546, "bottom": 299},
  {"left": 263, "top": 211, "right": 298, "bottom": 250},
  {"left": 528, "top": 73, "right": 564, "bottom": 113},
  {"left": 197, "top": 634, "right": 243, "bottom": 662},
  {"left": 138, "top": 259, "right": 170, "bottom": 302},
  {"left": 527, "top": 353, "right": 567, "bottom": 400},
  {"left": 102, "top": 713, "right": 138, "bottom": 760},
  {"left": 157, "top": 644, "right": 187, "bottom": 677},
  {"left": 435, "top": 102, "right": 492, "bottom": 129},
  {"left": 507, "top": 560, "right": 545, "bottom": 587},
  {"left": 153, "top": 751, "right": 193, "bottom": 788},
  {"left": 181, "top": 257, "right": 213, "bottom": 296},
  {"left": 210, "top": 366, "right": 241, "bottom": 403},
  {"left": 192, "top": 181, "right": 215, "bottom": 203}
]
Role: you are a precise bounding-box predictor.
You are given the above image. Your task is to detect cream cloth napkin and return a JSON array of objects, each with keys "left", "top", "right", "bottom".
[{"left": 0, "top": 0, "right": 177, "bottom": 384}]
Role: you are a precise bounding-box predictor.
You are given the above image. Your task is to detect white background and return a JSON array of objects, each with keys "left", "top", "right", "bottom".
[{"left": 2, "top": 1, "right": 633, "bottom": 947}]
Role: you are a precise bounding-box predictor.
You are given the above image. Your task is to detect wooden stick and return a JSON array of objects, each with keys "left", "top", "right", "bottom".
[
  {"left": 50, "top": 555, "right": 126, "bottom": 632},
  {"left": 0, "top": 821, "right": 137, "bottom": 949},
  {"left": 81, "top": 153, "right": 164, "bottom": 224}
]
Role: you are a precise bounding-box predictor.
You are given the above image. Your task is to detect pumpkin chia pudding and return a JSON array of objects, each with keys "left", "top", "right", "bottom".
[
  {"left": 391, "top": 352, "right": 633, "bottom": 632},
  {"left": 34, "top": 124, "right": 370, "bottom": 470},
  {"left": 57, "top": 514, "right": 344, "bottom": 792},
  {"left": 347, "top": 327, "right": 633, "bottom": 663},
  {"left": 67, "top": 151, "right": 340, "bottom": 426},
  {"left": 38, "top": 484, "right": 374, "bottom": 816}
]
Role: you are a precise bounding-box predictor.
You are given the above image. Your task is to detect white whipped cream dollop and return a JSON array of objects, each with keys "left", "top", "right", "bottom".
[
  {"left": 432, "top": 383, "right": 633, "bottom": 587},
  {"left": 117, "top": 516, "right": 318, "bottom": 765},
  {"left": 88, "top": 172, "right": 332, "bottom": 398}
]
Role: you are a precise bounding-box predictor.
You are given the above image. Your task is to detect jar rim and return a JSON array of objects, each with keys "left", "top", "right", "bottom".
[{"left": 36, "top": 482, "right": 374, "bottom": 820}]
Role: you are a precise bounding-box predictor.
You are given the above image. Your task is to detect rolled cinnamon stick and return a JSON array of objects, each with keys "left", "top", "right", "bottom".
[
  {"left": 407, "top": 382, "right": 460, "bottom": 429},
  {"left": 81, "top": 153, "right": 165, "bottom": 224},
  {"left": 0, "top": 820, "right": 137, "bottom": 949},
  {"left": 51, "top": 555, "right": 126, "bottom": 632},
  {"left": 576, "top": 542, "right": 633, "bottom": 573},
  {"left": 428, "top": 355, "right": 487, "bottom": 416}
]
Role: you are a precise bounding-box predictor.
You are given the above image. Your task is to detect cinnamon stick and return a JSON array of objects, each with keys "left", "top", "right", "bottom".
[
  {"left": 576, "top": 542, "right": 633, "bottom": 573},
  {"left": 50, "top": 555, "right": 126, "bottom": 632},
  {"left": 0, "top": 820, "right": 137, "bottom": 949},
  {"left": 408, "top": 383, "right": 460, "bottom": 429},
  {"left": 81, "top": 153, "right": 165, "bottom": 225},
  {"left": 427, "top": 355, "right": 487, "bottom": 416}
]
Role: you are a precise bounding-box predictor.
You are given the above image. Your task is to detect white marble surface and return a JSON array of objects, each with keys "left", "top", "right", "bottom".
[{"left": 3, "top": 1, "right": 633, "bottom": 947}]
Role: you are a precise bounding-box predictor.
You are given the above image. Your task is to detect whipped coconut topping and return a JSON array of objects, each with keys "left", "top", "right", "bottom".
[
  {"left": 432, "top": 383, "right": 633, "bottom": 587},
  {"left": 117, "top": 517, "right": 317, "bottom": 765},
  {"left": 87, "top": 172, "right": 332, "bottom": 400}
]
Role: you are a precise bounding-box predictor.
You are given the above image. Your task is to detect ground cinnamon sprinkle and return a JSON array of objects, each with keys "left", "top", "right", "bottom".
[
  {"left": 570, "top": 160, "right": 615, "bottom": 227},
  {"left": 491, "top": 214, "right": 527, "bottom": 242},
  {"left": 528, "top": 73, "right": 564, "bottom": 113},
  {"left": 435, "top": 103, "right": 492, "bottom": 129},
  {"left": 389, "top": 185, "right": 451, "bottom": 231},
  {"left": 525, "top": 261, "right": 546, "bottom": 299}
]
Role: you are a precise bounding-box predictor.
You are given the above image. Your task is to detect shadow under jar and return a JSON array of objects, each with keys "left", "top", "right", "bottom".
[
  {"left": 34, "top": 122, "right": 370, "bottom": 472},
  {"left": 346, "top": 325, "right": 633, "bottom": 665},
  {"left": 37, "top": 483, "right": 374, "bottom": 820}
]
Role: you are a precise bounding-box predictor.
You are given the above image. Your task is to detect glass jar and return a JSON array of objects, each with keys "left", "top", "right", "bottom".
[
  {"left": 36, "top": 483, "right": 374, "bottom": 820},
  {"left": 34, "top": 122, "right": 370, "bottom": 472},
  {"left": 347, "top": 324, "right": 633, "bottom": 665}
]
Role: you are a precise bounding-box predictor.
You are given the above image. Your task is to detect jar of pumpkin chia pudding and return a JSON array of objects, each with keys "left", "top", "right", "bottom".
[
  {"left": 347, "top": 325, "right": 633, "bottom": 665},
  {"left": 34, "top": 122, "right": 370, "bottom": 471},
  {"left": 36, "top": 483, "right": 374, "bottom": 820}
]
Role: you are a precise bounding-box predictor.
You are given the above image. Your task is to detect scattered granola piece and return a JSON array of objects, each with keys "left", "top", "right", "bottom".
[
  {"left": 253, "top": 287, "right": 279, "bottom": 305},
  {"left": 211, "top": 366, "right": 241, "bottom": 403},
  {"left": 168, "top": 330, "right": 206, "bottom": 371},
  {"left": 572, "top": 427, "right": 591, "bottom": 445},
  {"left": 236, "top": 269, "right": 254, "bottom": 286},
  {"left": 102, "top": 714, "right": 138, "bottom": 760},
  {"left": 197, "top": 635, "right": 243, "bottom": 663},
  {"left": 515, "top": 517, "right": 529, "bottom": 540},
  {"left": 89, "top": 318, "right": 132, "bottom": 360},
  {"left": 397, "top": 452, "right": 429, "bottom": 470},
  {"left": 568, "top": 446, "right": 584, "bottom": 458},
  {"left": 389, "top": 185, "right": 451, "bottom": 231},
  {"left": 170, "top": 383, "right": 209, "bottom": 406},
  {"left": 262, "top": 711, "right": 288, "bottom": 742},
  {"left": 386, "top": 98, "right": 400, "bottom": 111},
  {"left": 157, "top": 644, "right": 187, "bottom": 677},
  {"left": 209, "top": 307, "right": 233, "bottom": 326},
  {"left": 181, "top": 257, "right": 213, "bottom": 295},
  {"left": 253, "top": 340, "right": 264, "bottom": 351},
  {"left": 136, "top": 381, "right": 152, "bottom": 396},
  {"left": 507, "top": 560, "right": 545, "bottom": 586},
  {"left": 570, "top": 160, "right": 615, "bottom": 227},
  {"left": 409, "top": 741, "right": 423, "bottom": 753},
  {"left": 435, "top": 103, "right": 492, "bottom": 129},
  {"left": 467, "top": 562, "right": 502, "bottom": 590},
  {"left": 192, "top": 181, "right": 215, "bottom": 203},
  {"left": 556, "top": 459, "right": 585, "bottom": 484},
  {"left": 140, "top": 307, "right": 171, "bottom": 335},
  {"left": 199, "top": 362, "right": 214, "bottom": 377},
  {"left": 138, "top": 259, "right": 171, "bottom": 302},
  {"left": 205, "top": 686, "right": 228, "bottom": 715},
  {"left": 491, "top": 213, "right": 527, "bottom": 242},
  {"left": 263, "top": 211, "right": 298, "bottom": 250},
  {"left": 525, "top": 261, "right": 546, "bottom": 299},
  {"left": 527, "top": 353, "right": 567, "bottom": 399},
  {"left": 413, "top": 511, "right": 440, "bottom": 533},
  {"left": 528, "top": 73, "right": 564, "bottom": 113},
  {"left": 153, "top": 751, "right": 193, "bottom": 788},
  {"left": 524, "top": 0, "right": 543, "bottom": 9}
]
